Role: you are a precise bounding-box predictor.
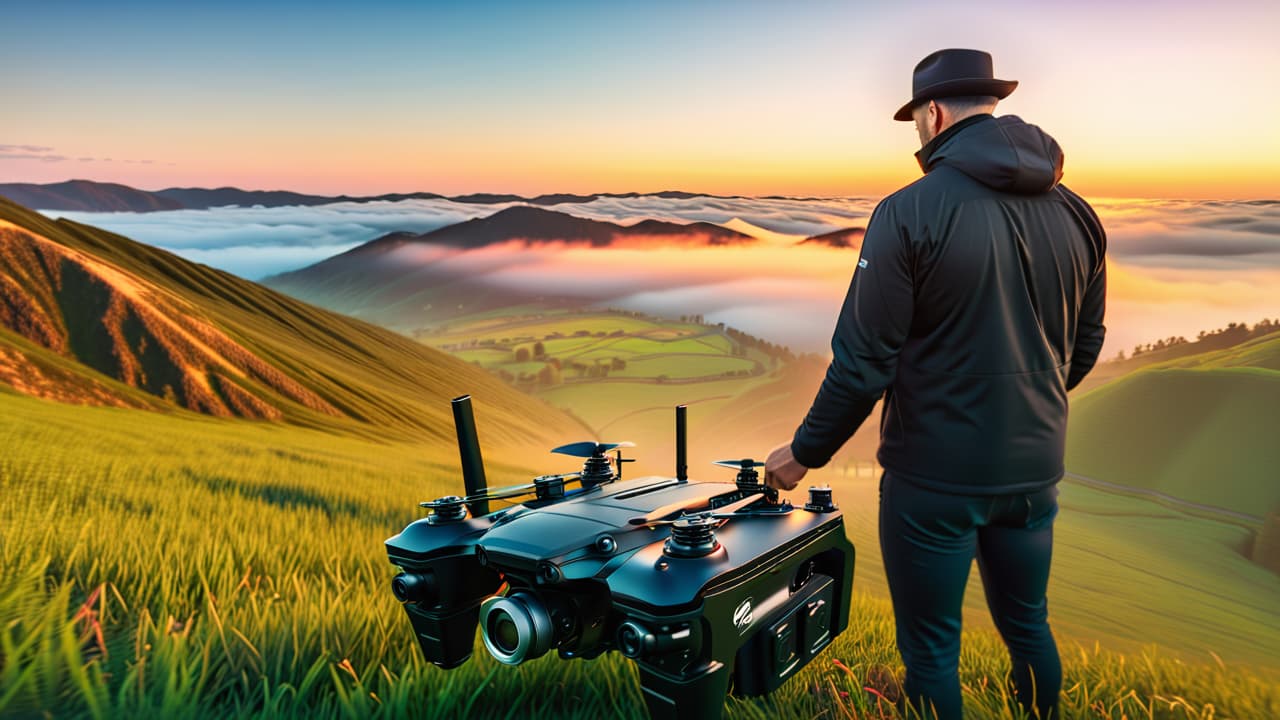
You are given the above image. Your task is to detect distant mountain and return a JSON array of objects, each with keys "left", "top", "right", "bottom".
[
  {"left": 798, "top": 226, "right": 865, "bottom": 249},
  {"left": 349, "top": 205, "right": 755, "bottom": 253},
  {"left": 264, "top": 206, "right": 756, "bottom": 329},
  {"left": 0, "top": 195, "right": 592, "bottom": 446},
  {"left": 0, "top": 179, "right": 742, "bottom": 212},
  {"left": 0, "top": 180, "right": 184, "bottom": 212},
  {"left": 153, "top": 186, "right": 448, "bottom": 208}
]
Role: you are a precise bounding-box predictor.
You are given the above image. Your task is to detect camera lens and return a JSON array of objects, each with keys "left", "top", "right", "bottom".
[
  {"left": 491, "top": 614, "right": 520, "bottom": 654},
  {"left": 391, "top": 572, "right": 436, "bottom": 604},
  {"left": 616, "top": 621, "right": 652, "bottom": 659},
  {"left": 480, "top": 592, "right": 555, "bottom": 665}
]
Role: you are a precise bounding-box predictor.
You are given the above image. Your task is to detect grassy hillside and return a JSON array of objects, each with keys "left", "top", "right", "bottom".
[
  {"left": 1066, "top": 332, "right": 1280, "bottom": 517},
  {"left": 1070, "top": 321, "right": 1278, "bottom": 395},
  {"left": 0, "top": 195, "right": 592, "bottom": 449},
  {"left": 2, "top": 389, "right": 1276, "bottom": 719}
]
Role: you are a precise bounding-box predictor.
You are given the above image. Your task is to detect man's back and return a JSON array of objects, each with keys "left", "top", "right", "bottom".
[
  {"left": 878, "top": 113, "right": 1107, "bottom": 492},
  {"left": 788, "top": 113, "right": 1107, "bottom": 494}
]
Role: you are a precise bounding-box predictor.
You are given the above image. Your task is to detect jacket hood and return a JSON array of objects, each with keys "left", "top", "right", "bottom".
[{"left": 915, "top": 114, "right": 1064, "bottom": 194}]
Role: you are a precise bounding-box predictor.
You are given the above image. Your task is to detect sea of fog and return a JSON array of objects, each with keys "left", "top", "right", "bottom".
[{"left": 40, "top": 196, "right": 1280, "bottom": 359}]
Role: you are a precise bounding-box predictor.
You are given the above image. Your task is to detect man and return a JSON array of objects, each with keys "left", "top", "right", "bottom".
[{"left": 763, "top": 48, "right": 1106, "bottom": 720}]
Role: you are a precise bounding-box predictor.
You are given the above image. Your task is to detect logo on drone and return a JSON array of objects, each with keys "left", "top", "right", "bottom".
[{"left": 733, "top": 597, "right": 754, "bottom": 633}]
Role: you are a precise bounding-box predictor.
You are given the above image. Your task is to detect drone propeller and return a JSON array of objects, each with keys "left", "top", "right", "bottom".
[
  {"left": 552, "top": 440, "right": 636, "bottom": 458},
  {"left": 712, "top": 458, "right": 766, "bottom": 470},
  {"left": 628, "top": 491, "right": 765, "bottom": 527},
  {"left": 419, "top": 475, "right": 574, "bottom": 511}
]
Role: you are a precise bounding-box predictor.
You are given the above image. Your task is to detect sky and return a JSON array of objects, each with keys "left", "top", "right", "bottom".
[{"left": 3, "top": 0, "right": 1279, "bottom": 199}]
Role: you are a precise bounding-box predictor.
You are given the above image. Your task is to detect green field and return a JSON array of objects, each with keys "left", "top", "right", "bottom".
[
  {"left": 3, "top": 389, "right": 1277, "bottom": 719},
  {"left": 422, "top": 311, "right": 773, "bottom": 387}
]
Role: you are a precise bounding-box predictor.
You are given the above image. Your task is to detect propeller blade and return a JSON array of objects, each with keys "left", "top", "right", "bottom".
[
  {"left": 551, "top": 440, "right": 636, "bottom": 457},
  {"left": 712, "top": 459, "right": 765, "bottom": 469},
  {"left": 628, "top": 491, "right": 765, "bottom": 527}
]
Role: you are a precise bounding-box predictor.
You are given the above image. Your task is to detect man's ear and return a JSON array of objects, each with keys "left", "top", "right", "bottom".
[{"left": 931, "top": 100, "right": 945, "bottom": 135}]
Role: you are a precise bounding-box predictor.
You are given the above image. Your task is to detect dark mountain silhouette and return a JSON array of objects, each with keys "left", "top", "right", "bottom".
[
  {"left": 0, "top": 180, "right": 185, "bottom": 212},
  {"left": 798, "top": 226, "right": 865, "bottom": 249},
  {"left": 154, "top": 187, "right": 448, "bottom": 208},
  {"left": 348, "top": 205, "right": 755, "bottom": 254},
  {"left": 264, "top": 206, "right": 755, "bottom": 329},
  {"left": 0, "top": 194, "right": 591, "bottom": 446},
  {"left": 0, "top": 179, "right": 743, "bottom": 213}
]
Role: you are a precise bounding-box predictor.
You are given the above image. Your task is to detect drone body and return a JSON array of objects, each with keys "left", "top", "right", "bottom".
[{"left": 386, "top": 397, "right": 855, "bottom": 720}]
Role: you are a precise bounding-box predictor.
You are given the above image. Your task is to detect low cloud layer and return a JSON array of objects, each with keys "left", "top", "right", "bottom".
[
  {"left": 37, "top": 195, "right": 1280, "bottom": 358},
  {"left": 1097, "top": 199, "right": 1280, "bottom": 270}
]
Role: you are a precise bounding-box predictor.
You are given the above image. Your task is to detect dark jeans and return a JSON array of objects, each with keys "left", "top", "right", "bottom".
[{"left": 879, "top": 471, "right": 1062, "bottom": 720}]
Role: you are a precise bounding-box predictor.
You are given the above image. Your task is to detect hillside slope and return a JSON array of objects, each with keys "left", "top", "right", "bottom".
[
  {"left": 0, "top": 195, "right": 593, "bottom": 448},
  {"left": 1065, "top": 331, "right": 1280, "bottom": 517}
]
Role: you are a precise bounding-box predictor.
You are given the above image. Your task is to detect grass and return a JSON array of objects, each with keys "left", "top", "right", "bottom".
[
  {"left": 2, "top": 389, "right": 1277, "bottom": 719},
  {"left": 832, "top": 474, "right": 1280, "bottom": 668}
]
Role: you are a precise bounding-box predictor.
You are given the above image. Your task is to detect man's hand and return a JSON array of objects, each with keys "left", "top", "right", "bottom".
[{"left": 764, "top": 441, "right": 809, "bottom": 491}]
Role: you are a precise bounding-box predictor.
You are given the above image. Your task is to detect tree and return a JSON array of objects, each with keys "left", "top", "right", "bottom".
[
  {"left": 538, "top": 363, "right": 562, "bottom": 387},
  {"left": 533, "top": 341, "right": 545, "bottom": 359},
  {"left": 515, "top": 346, "right": 530, "bottom": 362}
]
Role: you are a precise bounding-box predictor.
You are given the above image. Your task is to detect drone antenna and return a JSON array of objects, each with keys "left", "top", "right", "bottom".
[
  {"left": 675, "top": 404, "right": 688, "bottom": 482},
  {"left": 451, "top": 395, "right": 490, "bottom": 517}
]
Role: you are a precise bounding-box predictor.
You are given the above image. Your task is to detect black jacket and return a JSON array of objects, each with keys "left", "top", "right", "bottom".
[{"left": 790, "top": 113, "right": 1107, "bottom": 494}]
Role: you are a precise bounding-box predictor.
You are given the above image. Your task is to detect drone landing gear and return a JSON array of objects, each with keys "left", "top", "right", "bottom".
[{"left": 637, "top": 661, "right": 732, "bottom": 720}]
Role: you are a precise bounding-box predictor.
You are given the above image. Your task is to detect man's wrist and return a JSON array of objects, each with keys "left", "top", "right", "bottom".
[{"left": 789, "top": 436, "right": 825, "bottom": 470}]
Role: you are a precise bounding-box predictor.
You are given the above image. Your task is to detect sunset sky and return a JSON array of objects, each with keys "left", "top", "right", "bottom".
[{"left": 3, "top": 0, "right": 1278, "bottom": 199}]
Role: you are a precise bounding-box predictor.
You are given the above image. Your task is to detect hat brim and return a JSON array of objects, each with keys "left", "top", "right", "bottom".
[{"left": 892, "top": 78, "right": 1018, "bottom": 121}]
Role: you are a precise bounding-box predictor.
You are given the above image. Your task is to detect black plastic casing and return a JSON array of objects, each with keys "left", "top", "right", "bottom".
[{"left": 386, "top": 474, "right": 855, "bottom": 720}]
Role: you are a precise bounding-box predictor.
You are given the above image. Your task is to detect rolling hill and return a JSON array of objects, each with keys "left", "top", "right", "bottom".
[
  {"left": 0, "top": 195, "right": 592, "bottom": 448},
  {"left": 1065, "top": 329, "right": 1280, "bottom": 518},
  {"left": 1070, "top": 319, "right": 1279, "bottom": 395}
]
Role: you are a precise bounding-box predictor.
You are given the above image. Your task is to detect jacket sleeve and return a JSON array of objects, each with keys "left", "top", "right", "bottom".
[
  {"left": 1067, "top": 259, "right": 1106, "bottom": 391},
  {"left": 790, "top": 200, "right": 915, "bottom": 468}
]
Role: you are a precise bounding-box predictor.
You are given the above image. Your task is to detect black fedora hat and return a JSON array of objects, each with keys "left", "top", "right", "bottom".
[{"left": 893, "top": 48, "right": 1017, "bottom": 121}]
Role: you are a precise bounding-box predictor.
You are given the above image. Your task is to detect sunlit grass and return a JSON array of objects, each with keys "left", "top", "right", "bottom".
[{"left": 2, "top": 390, "right": 1276, "bottom": 718}]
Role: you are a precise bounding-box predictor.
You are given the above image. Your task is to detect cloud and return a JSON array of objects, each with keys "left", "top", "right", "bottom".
[
  {"left": 41, "top": 199, "right": 524, "bottom": 278},
  {"left": 0, "top": 152, "right": 66, "bottom": 162},
  {"left": 0, "top": 144, "right": 161, "bottom": 167},
  {"left": 1090, "top": 198, "right": 1280, "bottom": 269},
  {"left": 37, "top": 195, "right": 1280, "bottom": 357}
]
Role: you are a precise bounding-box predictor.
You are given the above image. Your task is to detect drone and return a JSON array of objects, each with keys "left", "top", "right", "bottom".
[{"left": 386, "top": 395, "right": 854, "bottom": 720}]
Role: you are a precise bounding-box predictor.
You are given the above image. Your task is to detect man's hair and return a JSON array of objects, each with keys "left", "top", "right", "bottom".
[{"left": 934, "top": 95, "right": 999, "bottom": 114}]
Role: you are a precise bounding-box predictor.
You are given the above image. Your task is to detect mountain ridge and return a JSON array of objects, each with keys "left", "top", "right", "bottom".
[{"left": 0, "top": 179, "right": 747, "bottom": 213}]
